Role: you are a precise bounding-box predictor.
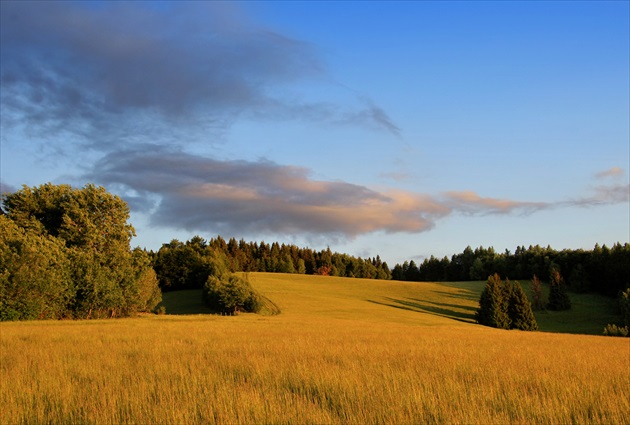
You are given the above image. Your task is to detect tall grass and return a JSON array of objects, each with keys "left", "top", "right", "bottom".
[{"left": 2, "top": 273, "right": 628, "bottom": 424}]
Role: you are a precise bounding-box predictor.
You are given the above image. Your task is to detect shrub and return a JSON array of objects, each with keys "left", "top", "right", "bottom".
[
  {"left": 203, "top": 274, "right": 261, "bottom": 314},
  {"left": 603, "top": 324, "right": 629, "bottom": 337}
]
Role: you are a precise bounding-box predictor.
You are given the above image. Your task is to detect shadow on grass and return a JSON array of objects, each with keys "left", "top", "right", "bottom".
[
  {"left": 367, "top": 296, "right": 477, "bottom": 324},
  {"left": 159, "top": 289, "right": 214, "bottom": 315}
]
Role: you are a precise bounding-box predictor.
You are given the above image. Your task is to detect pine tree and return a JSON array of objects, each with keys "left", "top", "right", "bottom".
[
  {"left": 476, "top": 274, "right": 510, "bottom": 329},
  {"left": 548, "top": 268, "right": 571, "bottom": 311},
  {"left": 507, "top": 280, "right": 538, "bottom": 331}
]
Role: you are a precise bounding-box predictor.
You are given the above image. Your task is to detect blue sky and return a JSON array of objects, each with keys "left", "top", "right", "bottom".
[{"left": 1, "top": 1, "right": 628, "bottom": 265}]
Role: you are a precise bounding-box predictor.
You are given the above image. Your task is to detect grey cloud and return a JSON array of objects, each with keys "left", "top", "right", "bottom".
[
  {"left": 87, "top": 147, "right": 448, "bottom": 237},
  {"left": 564, "top": 184, "right": 630, "bottom": 207},
  {"left": 85, "top": 148, "right": 629, "bottom": 239},
  {"left": 1, "top": 1, "right": 400, "bottom": 153},
  {"left": 0, "top": 181, "right": 16, "bottom": 195}
]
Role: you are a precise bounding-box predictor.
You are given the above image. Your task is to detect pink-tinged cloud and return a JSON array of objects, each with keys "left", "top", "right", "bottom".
[
  {"left": 444, "top": 191, "right": 550, "bottom": 215},
  {"left": 89, "top": 148, "right": 450, "bottom": 238},
  {"left": 595, "top": 167, "right": 624, "bottom": 179},
  {"left": 87, "top": 147, "right": 628, "bottom": 240}
]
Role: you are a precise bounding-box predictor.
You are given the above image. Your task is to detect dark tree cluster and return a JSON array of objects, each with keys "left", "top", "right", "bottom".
[
  {"left": 1, "top": 184, "right": 161, "bottom": 321},
  {"left": 476, "top": 274, "right": 538, "bottom": 331},
  {"left": 393, "top": 244, "right": 630, "bottom": 296},
  {"left": 152, "top": 236, "right": 392, "bottom": 291}
]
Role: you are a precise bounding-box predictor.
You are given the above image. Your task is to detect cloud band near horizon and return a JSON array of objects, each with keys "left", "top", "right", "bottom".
[{"left": 85, "top": 148, "right": 629, "bottom": 239}]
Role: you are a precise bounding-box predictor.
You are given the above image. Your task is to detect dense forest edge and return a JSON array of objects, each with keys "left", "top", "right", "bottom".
[{"left": 1, "top": 183, "right": 629, "bottom": 335}]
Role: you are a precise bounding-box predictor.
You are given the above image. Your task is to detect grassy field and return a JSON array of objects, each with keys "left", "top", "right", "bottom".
[{"left": 1, "top": 273, "right": 628, "bottom": 424}]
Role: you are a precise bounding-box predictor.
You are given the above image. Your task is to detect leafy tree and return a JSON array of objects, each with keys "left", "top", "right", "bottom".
[
  {"left": 476, "top": 274, "right": 510, "bottom": 329},
  {"left": 203, "top": 274, "right": 261, "bottom": 314},
  {"left": 548, "top": 268, "right": 571, "bottom": 311},
  {"left": 1, "top": 183, "right": 160, "bottom": 319},
  {"left": 0, "top": 216, "right": 72, "bottom": 320}
]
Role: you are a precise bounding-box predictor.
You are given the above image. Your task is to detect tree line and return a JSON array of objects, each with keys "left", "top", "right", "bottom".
[
  {"left": 151, "top": 236, "right": 392, "bottom": 292},
  {"left": 392, "top": 244, "right": 630, "bottom": 296}
]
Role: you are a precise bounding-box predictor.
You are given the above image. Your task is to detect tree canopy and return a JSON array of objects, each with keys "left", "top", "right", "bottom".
[{"left": 1, "top": 183, "right": 161, "bottom": 320}]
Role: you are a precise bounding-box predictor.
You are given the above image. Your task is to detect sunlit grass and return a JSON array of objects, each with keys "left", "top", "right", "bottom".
[{"left": 2, "top": 273, "right": 628, "bottom": 424}]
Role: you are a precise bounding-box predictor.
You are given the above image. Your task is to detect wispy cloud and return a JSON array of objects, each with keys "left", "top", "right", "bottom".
[
  {"left": 444, "top": 191, "right": 550, "bottom": 215},
  {"left": 0, "top": 1, "right": 400, "bottom": 153},
  {"left": 594, "top": 167, "right": 624, "bottom": 179}
]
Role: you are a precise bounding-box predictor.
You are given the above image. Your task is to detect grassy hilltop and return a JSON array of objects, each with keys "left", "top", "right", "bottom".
[{"left": 2, "top": 273, "right": 628, "bottom": 424}]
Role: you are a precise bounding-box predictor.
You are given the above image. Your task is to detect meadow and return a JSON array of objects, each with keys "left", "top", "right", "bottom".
[{"left": 1, "top": 273, "right": 628, "bottom": 424}]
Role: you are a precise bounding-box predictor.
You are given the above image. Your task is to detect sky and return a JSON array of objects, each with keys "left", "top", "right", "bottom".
[{"left": 1, "top": 1, "right": 629, "bottom": 266}]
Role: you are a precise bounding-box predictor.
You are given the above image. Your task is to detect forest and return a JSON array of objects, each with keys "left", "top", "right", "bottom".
[{"left": 391, "top": 243, "right": 630, "bottom": 296}]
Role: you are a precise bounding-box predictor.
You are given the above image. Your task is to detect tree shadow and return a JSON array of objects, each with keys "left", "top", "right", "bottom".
[{"left": 367, "top": 296, "right": 477, "bottom": 324}]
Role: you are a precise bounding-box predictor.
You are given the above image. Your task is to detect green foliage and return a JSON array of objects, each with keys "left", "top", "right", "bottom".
[
  {"left": 395, "top": 243, "right": 630, "bottom": 297},
  {"left": 1, "top": 184, "right": 160, "bottom": 320},
  {"left": 203, "top": 274, "right": 261, "bottom": 314},
  {"left": 602, "top": 324, "right": 629, "bottom": 337},
  {"left": 476, "top": 274, "right": 538, "bottom": 331},
  {"left": 153, "top": 240, "right": 229, "bottom": 291},
  {"left": 548, "top": 268, "right": 572, "bottom": 311},
  {"left": 506, "top": 280, "right": 538, "bottom": 331},
  {"left": 153, "top": 236, "right": 391, "bottom": 284},
  {"left": 0, "top": 216, "right": 72, "bottom": 320},
  {"left": 476, "top": 274, "right": 510, "bottom": 329}
]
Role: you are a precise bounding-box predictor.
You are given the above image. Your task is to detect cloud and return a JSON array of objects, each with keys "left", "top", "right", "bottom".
[
  {"left": 594, "top": 167, "right": 624, "bottom": 179},
  {"left": 86, "top": 146, "right": 630, "bottom": 240},
  {"left": 566, "top": 184, "right": 630, "bottom": 207},
  {"left": 444, "top": 191, "right": 550, "bottom": 215},
  {"left": 0, "top": 1, "right": 400, "bottom": 153},
  {"left": 0, "top": 181, "right": 16, "bottom": 195},
  {"left": 87, "top": 147, "right": 450, "bottom": 238}
]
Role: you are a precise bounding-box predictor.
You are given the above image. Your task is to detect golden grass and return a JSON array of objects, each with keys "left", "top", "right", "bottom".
[{"left": 2, "top": 273, "right": 629, "bottom": 424}]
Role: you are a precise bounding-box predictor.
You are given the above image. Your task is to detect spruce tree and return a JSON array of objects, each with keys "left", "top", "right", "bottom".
[
  {"left": 548, "top": 268, "right": 571, "bottom": 310},
  {"left": 507, "top": 280, "right": 538, "bottom": 331},
  {"left": 476, "top": 274, "right": 510, "bottom": 329}
]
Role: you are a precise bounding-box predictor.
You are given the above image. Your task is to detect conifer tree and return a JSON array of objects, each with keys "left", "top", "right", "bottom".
[
  {"left": 507, "top": 280, "right": 538, "bottom": 331},
  {"left": 476, "top": 274, "right": 510, "bottom": 329},
  {"left": 548, "top": 268, "right": 571, "bottom": 310}
]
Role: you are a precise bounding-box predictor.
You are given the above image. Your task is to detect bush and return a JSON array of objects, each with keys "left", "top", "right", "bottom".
[
  {"left": 203, "top": 274, "right": 261, "bottom": 314},
  {"left": 603, "top": 324, "right": 629, "bottom": 337}
]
